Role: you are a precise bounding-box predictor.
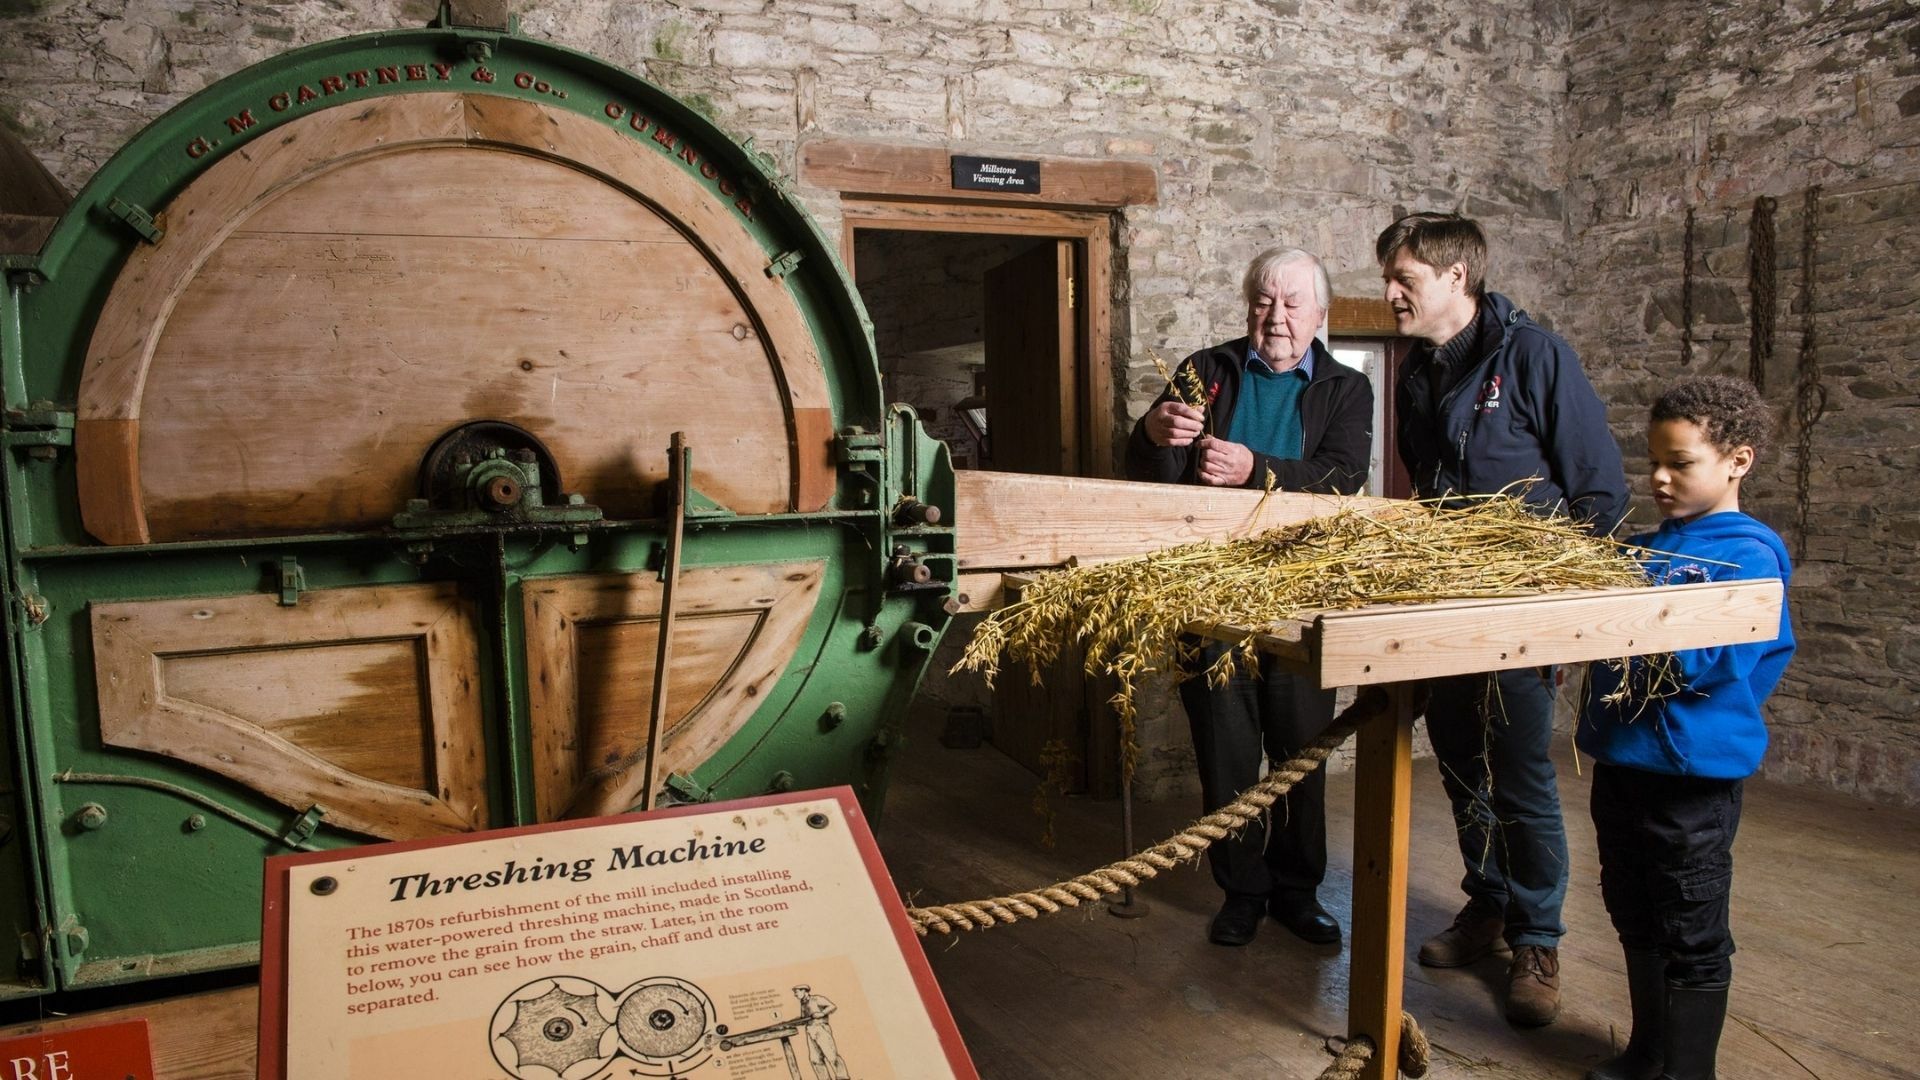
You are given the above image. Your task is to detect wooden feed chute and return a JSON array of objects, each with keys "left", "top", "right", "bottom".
[{"left": 0, "top": 16, "right": 1782, "bottom": 1080}]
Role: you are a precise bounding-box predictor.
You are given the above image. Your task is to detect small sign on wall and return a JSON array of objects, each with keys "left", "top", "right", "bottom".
[
  {"left": 950, "top": 155, "right": 1041, "bottom": 193},
  {"left": 258, "top": 788, "right": 976, "bottom": 1080}
]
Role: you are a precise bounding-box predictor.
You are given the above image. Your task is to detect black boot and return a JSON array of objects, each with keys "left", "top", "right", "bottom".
[
  {"left": 1588, "top": 947, "right": 1665, "bottom": 1080},
  {"left": 1659, "top": 982, "right": 1729, "bottom": 1080}
]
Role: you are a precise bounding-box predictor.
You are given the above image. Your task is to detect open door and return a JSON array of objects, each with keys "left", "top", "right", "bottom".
[
  {"left": 980, "top": 241, "right": 1118, "bottom": 795},
  {"left": 983, "top": 241, "right": 1077, "bottom": 475}
]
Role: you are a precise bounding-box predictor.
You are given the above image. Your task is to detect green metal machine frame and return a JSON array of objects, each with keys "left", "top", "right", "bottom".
[{"left": 0, "top": 16, "right": 955, "bottom": 997}]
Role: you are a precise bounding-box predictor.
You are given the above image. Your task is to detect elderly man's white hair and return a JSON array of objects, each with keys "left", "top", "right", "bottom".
[{"left": 1241, "top": 246, "right": 1331, "bottom": 310}]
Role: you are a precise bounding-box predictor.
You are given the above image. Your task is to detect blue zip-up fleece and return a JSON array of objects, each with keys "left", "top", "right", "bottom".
[
  {"left": 1395, "top": 292, "right": 1628, "bottom": 534},
  {"left": 1578, "top": 511, "right": 1796, "bottom": 779}
]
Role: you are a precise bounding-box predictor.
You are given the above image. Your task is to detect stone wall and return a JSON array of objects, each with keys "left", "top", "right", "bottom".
[
  {"left": 1562, "top": 1, "right": 1920, "bottom": 803},
  {"left": 8, "top": 0, "right": 1913, "bottom": 805},
  {"left": 0, "top": 0, "right": 1576, "bottom": 801}
]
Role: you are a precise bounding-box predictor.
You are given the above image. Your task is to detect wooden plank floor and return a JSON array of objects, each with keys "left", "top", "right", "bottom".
[{"left": 877, "top": 717, "right": 1920, "bottom": 1079}]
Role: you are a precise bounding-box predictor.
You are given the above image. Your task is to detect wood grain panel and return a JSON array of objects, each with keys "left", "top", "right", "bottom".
[
  {"left": 801, "top": 139, "right": 1157, "bottom": 208},
  {"left": 72, "top": 418, "right": 148, "bottom": 545},
  {"left": 524, "top": 560, "right": 825, "bottom": 820},
  {"left": 78, "top": 94, "right": 839, "bottom": 543},
  {"left": 953, "top": 470, "right": 1389, "bottom": 571},
  {"left": 236, "top": 148, "right": 685, "bottom": 242},
  {"left": 90, "top": 582, "right": 487, "bottom": 839},
  {"left": 140, "top": 217, "right": 789, "bottom": 535},
  {"left": 162, "top": 639, "right": 431, "bottom": 791},
  {"left": 1312, "top": 578, "right": 1786, "bottom": 688}
]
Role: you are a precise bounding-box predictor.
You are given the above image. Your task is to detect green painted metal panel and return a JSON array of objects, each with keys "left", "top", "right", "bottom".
[{"left": 0, "top": 21, "right": 954, "bottom": 994}]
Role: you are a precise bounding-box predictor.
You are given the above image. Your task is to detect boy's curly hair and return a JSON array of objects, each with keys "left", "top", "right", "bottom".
[{"left": 1650, "top": 375, "right": 1773, "bottom": 458}]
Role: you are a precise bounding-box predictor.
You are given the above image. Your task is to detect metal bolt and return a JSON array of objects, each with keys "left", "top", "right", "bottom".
[
  {"left": 62, "top": 926, "right": 87, "bottom": 957},
  {"left": 76, "top": 804, "right": 108, "bottom": 831},
  {"left": 185, "top": 814, "right": 207, "bottom": 832},
  {"left": 859, "top": 624, "right": 884, "bottom": 650},
  {"left": 310, "top": 876, "right": 338, "bottom": 896},
  {"left": 805, "top": 812, "right": 830, "bottom": 829},
  {"left": 768, "top": 771, "right": 794, "bottom": 793},
  {"left": 821, "top": 702, "right": 847, "bottom": 730}
]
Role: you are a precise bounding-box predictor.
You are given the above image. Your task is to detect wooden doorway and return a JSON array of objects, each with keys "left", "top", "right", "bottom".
[{"left": 838, "top": 201, "right": 1120, "bottom": 795}]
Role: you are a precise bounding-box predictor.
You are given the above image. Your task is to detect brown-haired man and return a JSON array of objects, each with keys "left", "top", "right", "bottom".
[{"left": 1377, "top": 212, "right": 1628, "bottom": 1027}]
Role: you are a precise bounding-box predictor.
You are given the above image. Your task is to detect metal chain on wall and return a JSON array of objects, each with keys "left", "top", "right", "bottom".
[
  {"left": 1681, "top": 206, "right": 1695, "bottom": 365},
  {"left": 1794, "top": 186, "right": 1824, "bottom": 560},
  {"left": 1748, "top": 197, "right": 1777, "bottom": 392}
]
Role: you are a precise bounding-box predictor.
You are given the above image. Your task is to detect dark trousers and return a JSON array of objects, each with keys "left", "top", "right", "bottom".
[
  {"left": 1181, "top": 642, "right": 1337, "bottom": 900},
  {"left": 1425, "top": 667, "right": 1568, "bottom": 948},
  {"left": 1591, "top": 763, "right": 1743, "bottom": 987}
]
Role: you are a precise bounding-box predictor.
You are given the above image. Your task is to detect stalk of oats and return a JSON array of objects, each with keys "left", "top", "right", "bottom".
[{"left": 954, "top": 494, "right": 1679, "bottom": 777}]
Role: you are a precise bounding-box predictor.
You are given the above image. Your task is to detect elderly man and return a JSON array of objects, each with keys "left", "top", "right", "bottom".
[
  {"left": 1377, "top": 212, "right": 1628, "bottom": 1027},
  {"left": 1126, "top": 247, "right": 1373, "bottom": 947}
]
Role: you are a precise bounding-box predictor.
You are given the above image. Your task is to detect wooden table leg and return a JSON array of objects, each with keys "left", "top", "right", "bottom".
[{"left": 1349, "top": 682, "right": 1415, "bottom": 1079}]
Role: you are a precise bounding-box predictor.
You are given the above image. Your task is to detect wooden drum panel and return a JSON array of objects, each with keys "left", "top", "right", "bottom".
[
  {"left": 522, "top": 560, "right": 826, "bottom": 821},
  {"left": 78, "top": 94, "right": 835, "bottom": 544},
  {"left": 90, "top": 582, "right": 487, "bottom": 840}
]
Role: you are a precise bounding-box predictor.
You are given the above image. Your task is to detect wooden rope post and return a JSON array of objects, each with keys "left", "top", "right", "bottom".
[{"left": 1347, "top": 681, "right": 1415, "bottom": 1080}]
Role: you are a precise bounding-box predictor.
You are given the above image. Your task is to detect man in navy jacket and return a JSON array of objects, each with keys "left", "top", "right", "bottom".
[
  {"left": 1127, "top": 247, "right": 1373, "bottom": 948},
  {"left": 1377, "top": 213, "right": 1628, "bottom": 1027}
]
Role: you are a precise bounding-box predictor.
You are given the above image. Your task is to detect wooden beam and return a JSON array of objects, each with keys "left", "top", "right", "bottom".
[
  {"left": 953, "top": 470, "right": 1388, "bottom": 572},
  {"left": 1347, "top": 684, "right": 1414, "bottom": 1080},
  {"left": 1313, "top": 578, "right": 1785, "bottom": 687},
  {"left": 801, "top": 138, "right": 1156, "bottom": 208}
]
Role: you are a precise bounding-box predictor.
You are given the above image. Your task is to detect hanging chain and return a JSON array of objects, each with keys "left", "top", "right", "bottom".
[
  {"left": 1680, "top": 206, "right": 1695, "bottom": 365},
  {"left": 1749, "top": 197, "right": 1777, "bottom": 392},
  {"left": 1793, "top": 186, "right": 1824, "bottom": 561}
]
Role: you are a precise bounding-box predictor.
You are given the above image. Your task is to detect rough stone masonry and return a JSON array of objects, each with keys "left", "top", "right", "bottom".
[{"left": 1, "top": 0, "right": 1914, "bottom": 803}]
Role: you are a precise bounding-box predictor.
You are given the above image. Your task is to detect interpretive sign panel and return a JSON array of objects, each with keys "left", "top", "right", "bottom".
[{"left": 259, "top": 788, "right": 975, "bottom": 1080}]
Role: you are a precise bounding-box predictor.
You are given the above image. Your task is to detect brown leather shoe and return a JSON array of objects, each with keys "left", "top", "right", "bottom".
[
  {"left": 1506, "top": 944, "right": 1562, "bottom": 1026},
  {"left": 1417, "top": 900, "right": 1506, "bottom": 968}
]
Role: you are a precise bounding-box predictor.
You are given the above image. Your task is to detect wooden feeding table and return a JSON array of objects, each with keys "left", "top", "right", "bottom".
[{"left": 952, "top": 471, "right": 1784, "bottom": 1079}]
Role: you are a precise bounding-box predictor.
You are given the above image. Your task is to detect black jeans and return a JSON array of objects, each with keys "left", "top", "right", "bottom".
[
  {"left": 1181, "top": 641, "right": 1336, "bottom": 900},
  {"left": 1590, "top": 763, "right": 1744, "bottom": 987}
]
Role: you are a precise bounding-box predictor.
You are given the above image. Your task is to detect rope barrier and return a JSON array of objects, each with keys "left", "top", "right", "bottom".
[
  {"left": 907, "top": 683, "right": 1436, "bottom": 1075},
  {"left": 907, "top": 685, "right": 1388, "bottom": 935},
  {"left": 1316, "top": 1012, "right": 1431, "bottom": 1079}
]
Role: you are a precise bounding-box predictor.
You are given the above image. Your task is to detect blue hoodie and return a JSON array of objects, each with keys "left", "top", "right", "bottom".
[{"left": 1577, "top": 511, "right": 1795, "bottom": 779}]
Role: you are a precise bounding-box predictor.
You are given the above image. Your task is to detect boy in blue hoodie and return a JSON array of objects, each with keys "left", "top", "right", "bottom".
[{"left": 1578, "top": 376, "right": 1795, "bottom": 1080}]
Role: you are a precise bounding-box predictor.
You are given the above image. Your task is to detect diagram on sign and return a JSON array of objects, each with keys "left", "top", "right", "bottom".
[{"left": 490, "top": 975, "right": 859, "bottom": 1080}]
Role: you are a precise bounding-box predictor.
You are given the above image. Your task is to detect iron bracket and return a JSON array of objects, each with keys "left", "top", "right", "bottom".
[
  {"left": 106, "top": 198, "right": 165, "bottom": 245},
  {"left": 280, "top": 805, "right": 326, "bottom": 847},
  {"left": 765, "top": 249, "right": 805, "bottom": 279},
  {"left": 662, "top": 773, "right": 712, "bottom": 804},
  {"left": 276, "top": 556, "right": 305, "bottom": 607}
]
